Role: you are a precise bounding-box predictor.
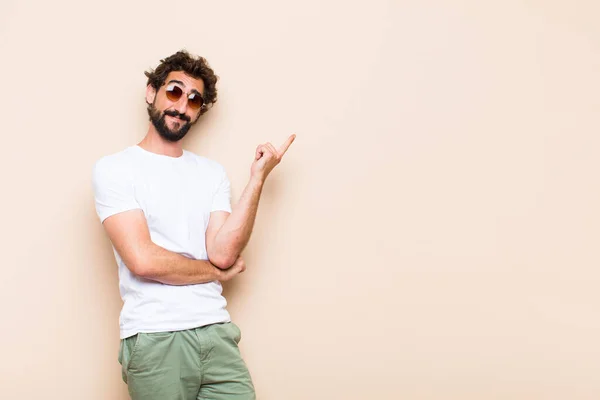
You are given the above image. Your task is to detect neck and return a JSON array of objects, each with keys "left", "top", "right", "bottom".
[{"left": 138, "top": 125, "right": 184, "bottom": 158}]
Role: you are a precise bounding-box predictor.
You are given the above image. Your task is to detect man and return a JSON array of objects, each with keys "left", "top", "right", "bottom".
[{"left": 92, "top": 50, "right": 295, "bottom": 400}]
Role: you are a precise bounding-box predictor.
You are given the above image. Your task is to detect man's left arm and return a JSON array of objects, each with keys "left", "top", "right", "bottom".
[{"left": 206, "top": 134, "right": 296, "bottom": 269}]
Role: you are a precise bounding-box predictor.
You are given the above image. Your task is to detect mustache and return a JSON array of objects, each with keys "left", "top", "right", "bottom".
[{"left": 163, "top": 110, "right": 191, "bottom": 122}]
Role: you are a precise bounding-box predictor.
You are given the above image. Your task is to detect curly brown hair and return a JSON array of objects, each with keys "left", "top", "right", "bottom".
[{"left": 144, "top": 50, "right": 219, "bottom": 115}]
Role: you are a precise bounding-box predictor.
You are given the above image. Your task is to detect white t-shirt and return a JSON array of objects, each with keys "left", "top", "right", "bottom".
[{"left": 92, "top": 145, "right": 233, "bottom": 339}]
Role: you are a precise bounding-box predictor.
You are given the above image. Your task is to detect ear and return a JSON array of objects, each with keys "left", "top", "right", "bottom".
[{"left": 146, "top": 84, "right": 157, "bottom": 105}]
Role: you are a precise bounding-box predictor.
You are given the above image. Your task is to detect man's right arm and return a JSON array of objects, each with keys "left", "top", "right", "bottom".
[{"left": 102, "top": 209, "right": 245, "bottom": 285}]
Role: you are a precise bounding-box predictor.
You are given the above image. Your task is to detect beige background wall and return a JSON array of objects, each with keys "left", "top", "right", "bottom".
[{"left": 1, "top": 0, "right": 599, "bottom": 399}]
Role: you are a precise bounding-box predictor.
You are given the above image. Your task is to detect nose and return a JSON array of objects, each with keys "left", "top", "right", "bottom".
[{"left": 172, "top": 94, "right": 188, "bottom": 114}]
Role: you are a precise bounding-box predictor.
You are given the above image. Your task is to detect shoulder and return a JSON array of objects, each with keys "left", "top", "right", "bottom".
[{"left": 92, "top": 146, "right": 137, "bottom": 183}]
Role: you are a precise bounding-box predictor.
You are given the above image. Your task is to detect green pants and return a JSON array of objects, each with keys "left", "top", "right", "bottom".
[{"left": 119, "top": 322, "right": 256, "bottom": 400}]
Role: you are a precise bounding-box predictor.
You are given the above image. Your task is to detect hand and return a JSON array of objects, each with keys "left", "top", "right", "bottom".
[
  {"left": 217, "top": 256, "right": 246, "bottom": 282},
  {"left": 251, "top": 134, "right": 296, "bottom": 182}
]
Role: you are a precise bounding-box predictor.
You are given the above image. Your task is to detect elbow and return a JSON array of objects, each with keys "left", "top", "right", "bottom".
[
  {"left": 128, "top": 254, "right": 154, "bottom": 278},
  {"left": 208, "top": 252, "right": 237, "bottom": 270}
]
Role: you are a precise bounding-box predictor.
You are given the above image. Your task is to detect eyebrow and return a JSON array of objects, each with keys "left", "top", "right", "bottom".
[{"left": 166, "top": 80, "right": 202, "bottom": 96}]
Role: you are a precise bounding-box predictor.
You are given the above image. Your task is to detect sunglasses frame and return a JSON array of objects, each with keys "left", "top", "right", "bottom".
[{"left": 164, "top": 83, "right": 206, "bottom": 111}]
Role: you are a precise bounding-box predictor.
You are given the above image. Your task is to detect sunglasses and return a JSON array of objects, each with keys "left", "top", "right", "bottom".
[{"left": 165, "top": 83, "right": 205, "bottom": 110}]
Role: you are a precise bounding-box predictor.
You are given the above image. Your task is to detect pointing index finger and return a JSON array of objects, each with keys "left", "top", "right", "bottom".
[{"left": 279, "top": 134, "right": 296, "bottom": 155}]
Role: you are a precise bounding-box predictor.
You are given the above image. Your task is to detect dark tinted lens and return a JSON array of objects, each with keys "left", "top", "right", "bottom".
[
  {"left": 165, "top": 85, "right": 183, "bottom": 102},
  {"left": 187, "top": 92, "right": 204, "bottom": 109}
]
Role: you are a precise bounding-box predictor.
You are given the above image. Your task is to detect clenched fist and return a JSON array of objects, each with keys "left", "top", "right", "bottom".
[
  {"left": 251, "top": 134, "right": 296, "bottom": 182},
  {"left": 217, "top": 256, "right": 246, "bottom": 282}
]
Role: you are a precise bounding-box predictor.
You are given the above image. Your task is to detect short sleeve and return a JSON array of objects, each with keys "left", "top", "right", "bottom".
[
  {"left": 92, "top": 158, "right": 141, "bottom": 223},
  {"left": 211, "top": 166, "right": 232, "bottom": 213}
]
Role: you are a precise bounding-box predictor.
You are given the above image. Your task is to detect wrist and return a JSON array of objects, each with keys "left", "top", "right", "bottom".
[
  {"left": 212, "top": 265, "right": 224, "bottom": 281},
  {"left": 203, "top": 259, "right": 223, "bottom": 280},
  {"left": 249, "top": 174, "right": 265, "bottom": 187}
]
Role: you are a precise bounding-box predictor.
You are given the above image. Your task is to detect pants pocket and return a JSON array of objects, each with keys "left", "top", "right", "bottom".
[
  {"left": 229, "top": 322, "right": 242, "bottom": 344},
  {"left": 118, "top": 340, "right": 124, "bottom": 366},
  {"left": 120, "top": 333, "right": 144, "bottom": 383}
]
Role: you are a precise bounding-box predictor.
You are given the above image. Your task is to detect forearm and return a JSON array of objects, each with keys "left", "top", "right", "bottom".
[
  {"left": 136, "top": 243, "right": 222, "bottom": 286},
  {"left": 212, "top": 176, "right": 264, "bottom": 266}
]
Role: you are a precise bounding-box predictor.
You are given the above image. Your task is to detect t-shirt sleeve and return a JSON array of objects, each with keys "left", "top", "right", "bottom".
[
  {"left": 211, "top": 166, "right": 232, "bottom": 213},
  {"left": 92, "top": 158, "right": 141, "bottom": 223}
]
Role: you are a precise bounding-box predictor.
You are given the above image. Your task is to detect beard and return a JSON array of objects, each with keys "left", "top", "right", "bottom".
[{"left": 147, "top": 103, "right": 194, "bottom": 143}]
